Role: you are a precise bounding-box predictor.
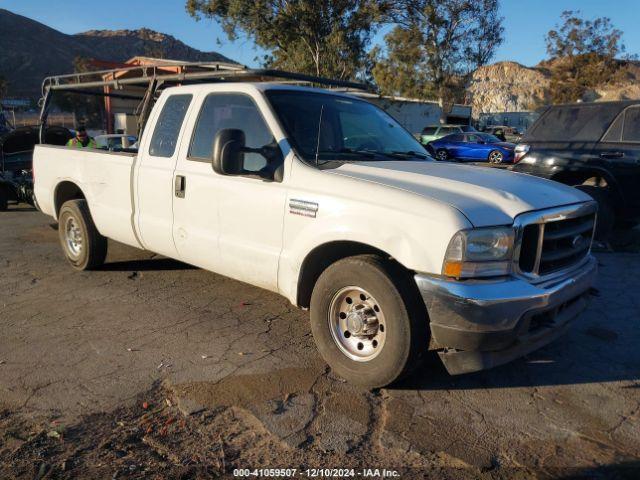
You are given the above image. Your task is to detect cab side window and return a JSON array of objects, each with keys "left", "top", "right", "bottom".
[
  {"left": 149, "top": 94, "right": 192, "bottom": 158},
  {"left": 190, "top": 94, "right": 275, "bottom": 172}
]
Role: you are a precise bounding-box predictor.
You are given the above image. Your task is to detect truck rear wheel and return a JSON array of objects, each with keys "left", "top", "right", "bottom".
[
  {"left": 310, "top": 255, "right": 428, "bottom": 388},
  {"left": 58, "top": 200, "right": 107, "bottom": 270}
]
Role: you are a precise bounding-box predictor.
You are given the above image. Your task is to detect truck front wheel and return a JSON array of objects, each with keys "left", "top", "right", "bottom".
[
  {"left": 58, "top": 200, "right": 107, "bottom": 270},
  {"left": 310, "top": 255, "right": 428, "bottom": 388}
]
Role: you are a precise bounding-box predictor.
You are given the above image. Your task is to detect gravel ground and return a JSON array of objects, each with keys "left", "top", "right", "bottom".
[{"left": 0, "top": 204, "right": 639, "bottom": 479}]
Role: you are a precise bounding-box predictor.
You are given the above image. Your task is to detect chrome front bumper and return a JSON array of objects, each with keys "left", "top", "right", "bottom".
[{"left": 415, "top": 255, "right": 597, "bottom": 374}]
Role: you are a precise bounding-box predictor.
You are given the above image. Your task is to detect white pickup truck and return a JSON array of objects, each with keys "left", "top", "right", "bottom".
[{"left": 34, "top": 83, "right": 598, "bottom": 387}]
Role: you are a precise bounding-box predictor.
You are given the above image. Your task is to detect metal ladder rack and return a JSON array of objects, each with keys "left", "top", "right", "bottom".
[{"left": 39, "top": 63, "right": 369, "bottom": 140}]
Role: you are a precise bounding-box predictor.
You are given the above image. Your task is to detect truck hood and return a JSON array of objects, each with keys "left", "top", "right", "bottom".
[{"left": 327, "top": 160, "right": 591, "bottom": 227}]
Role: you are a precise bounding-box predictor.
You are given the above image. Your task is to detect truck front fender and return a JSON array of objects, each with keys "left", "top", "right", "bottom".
[{"left": 279, "top": 206, "right": 467, "bottom": 306}]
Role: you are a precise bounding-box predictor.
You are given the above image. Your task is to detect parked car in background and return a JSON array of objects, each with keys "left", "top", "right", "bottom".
[
  {"left": 95, "top": 134, "right": 137, "bottom": 151},
  {"left": 420, "top": 124, "right": 476, "bottom": 145},
  {"left": 483, "top": 125, "right": 522, "bottom": 143},
  {"left": 512, "top": 100, "right": 640, "bottom": 239},
  {"left": 1, "top": 125, "right": 72, "bottom": 210},
  {"left": 427, "top": 132, "right": 516, "bottom": 163}
]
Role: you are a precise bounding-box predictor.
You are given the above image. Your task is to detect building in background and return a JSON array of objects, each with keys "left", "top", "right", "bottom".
[
  {"left": 101, "top": 57, "right": 243, "bottom": 135},
  {"left": 1, "top": 98, "right": 70, "bottom": 130},
  {"left": 352, "top": 92, "right": 472, "bottom": 136}
]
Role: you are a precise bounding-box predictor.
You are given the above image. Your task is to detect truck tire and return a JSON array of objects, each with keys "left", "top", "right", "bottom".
[
  {"left": 58, "top": 200, "right": 107, "bottom": 270},
  {"left": 0, "top": 185, "right": 8, "bottom": 211},
  {"left": 310, "top": 255, "right": 428, "bottom": 388},
  {"left": 575, "top": 185, "right": 614, "bottom": 241}
]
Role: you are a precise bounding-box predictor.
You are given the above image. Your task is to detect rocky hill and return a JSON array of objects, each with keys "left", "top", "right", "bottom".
[
  {"left": 0, "top": 9, "right": 236, "bottom": 99},
  {"left": 467, "top": 60, "right": 640, "bottom": 115},
  {"left": 466, "top": 62, "right": 550, "bottom": 114}
]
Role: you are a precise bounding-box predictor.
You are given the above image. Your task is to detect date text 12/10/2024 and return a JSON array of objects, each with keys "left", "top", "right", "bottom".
[{"left": 233, "top": 468, "right": 401, "bottom": 478}]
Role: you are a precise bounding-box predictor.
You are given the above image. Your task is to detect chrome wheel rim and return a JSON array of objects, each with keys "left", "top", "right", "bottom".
[
  {"left": 328, "top": 286, "right": 386, "bottom": 362},
  {"left": 64, "top": 216, "right": 83, "bottom": 257},
  {"left": 489, "top": 151, "right": 503, "bottom": 163}
]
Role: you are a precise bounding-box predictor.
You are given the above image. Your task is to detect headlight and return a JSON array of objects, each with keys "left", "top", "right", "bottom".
[
  {"left": 514, "top": 144, "right": 530, "bottom": 163},
  {"left": 443, "top": 227, "right": 514, "bottom": 278}
]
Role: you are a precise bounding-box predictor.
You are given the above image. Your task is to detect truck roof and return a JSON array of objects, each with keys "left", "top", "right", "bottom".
[{"left": 160, "top": 81, "right": 365, "bottom": 99}]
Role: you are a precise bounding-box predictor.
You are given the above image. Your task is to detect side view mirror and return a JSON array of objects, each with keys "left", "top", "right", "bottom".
[{"left": 212, "top": 128, "right": 246, "bottom": 176}]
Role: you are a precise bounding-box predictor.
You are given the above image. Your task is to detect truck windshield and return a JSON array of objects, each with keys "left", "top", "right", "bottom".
[{"left": 265, "top": 90, "right": 429, "bottom": 163}]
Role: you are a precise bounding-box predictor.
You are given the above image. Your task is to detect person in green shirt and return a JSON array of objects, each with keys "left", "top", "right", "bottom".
[{"left": 66, "top": 126, "right": 96, "bottom": 148}]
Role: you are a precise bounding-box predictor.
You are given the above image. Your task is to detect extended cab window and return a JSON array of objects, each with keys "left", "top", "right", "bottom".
[
  {"left": 148, "top": 94, "right": 192, "bottom": 158},
  {"left": 190, "top": 94, "right": 275, "bottom": 172}
]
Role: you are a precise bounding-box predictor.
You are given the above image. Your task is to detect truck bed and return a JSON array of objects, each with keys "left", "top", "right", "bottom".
[{"left": 33, "top": 145, "right": 140, "bottom": 248}]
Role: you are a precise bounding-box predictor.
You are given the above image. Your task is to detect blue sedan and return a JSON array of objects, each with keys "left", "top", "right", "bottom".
[{"left": 427, "top": 132, "right": 516, "bottom": 163}]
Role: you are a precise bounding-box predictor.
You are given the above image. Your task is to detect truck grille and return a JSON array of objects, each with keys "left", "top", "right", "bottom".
[{"left": 516, "top": 203, "right": 597, "bottom": 278}]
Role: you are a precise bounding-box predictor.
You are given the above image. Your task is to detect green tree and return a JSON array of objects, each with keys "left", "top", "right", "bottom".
[
  {"left": 372, "top": 0, "right": 504, "bottom": 103},
  {"left": 186, "top": 0, "right": 384, "bottom": 79},
  {"left": 369, "top": 26, "right": 437, "bottom": 100},
  {"left": 546, "top": 10, "right": 623, "bottom": 58},
  {"left": 545, "top": 11, "right": 628, "bottom": 103},
  {"left": 0, "top": 75, "right": 8, "bottom": 99}
]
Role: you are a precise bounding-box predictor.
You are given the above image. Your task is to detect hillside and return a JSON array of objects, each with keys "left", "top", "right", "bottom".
[
  {"left": 466, "top": 62, "right": 550, "bottom": 114},
  {"left": 0, "top": 9, "right": 236, "bottom": 99},
  {"left": 467, "top": 60, "right": 640, "bottom": 115}
]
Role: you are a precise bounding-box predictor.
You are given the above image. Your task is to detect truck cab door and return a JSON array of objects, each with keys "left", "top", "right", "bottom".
[
  {"left": 134, "top": 93, "right": 193, "bottom": 258},
  {"left": 172, "top": 92, "right": 287, "bottom": 291}
]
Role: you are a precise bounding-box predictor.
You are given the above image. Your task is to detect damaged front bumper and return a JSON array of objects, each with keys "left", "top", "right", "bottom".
[{"left": 415, "top": 255, "right": 597, "bottom": 375}]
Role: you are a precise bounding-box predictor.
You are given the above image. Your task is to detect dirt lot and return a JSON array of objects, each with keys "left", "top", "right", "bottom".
[{"left": 1, "top": 205, "right": 639, "bottom": 479}]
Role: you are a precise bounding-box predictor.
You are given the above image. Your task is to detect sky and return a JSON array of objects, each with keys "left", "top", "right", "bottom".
[{"left": 3, "top": 0, "right": 640, "bottom": 67}]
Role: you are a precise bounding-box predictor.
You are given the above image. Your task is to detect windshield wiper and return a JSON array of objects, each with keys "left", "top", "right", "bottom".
[
  {"left": 314, "top": 149, "right": 428, "bottom": 166},
  {"left": 316, "top": 148, "right": 379, "bottom": 159}
]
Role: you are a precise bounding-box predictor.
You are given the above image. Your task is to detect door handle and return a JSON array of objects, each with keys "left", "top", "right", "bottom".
[
  {"left": 600, "top": 151, "right": 624, "bottom": 159},
  {"left": 174, "top": 175, "right": 186, "bottom": 198}
]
